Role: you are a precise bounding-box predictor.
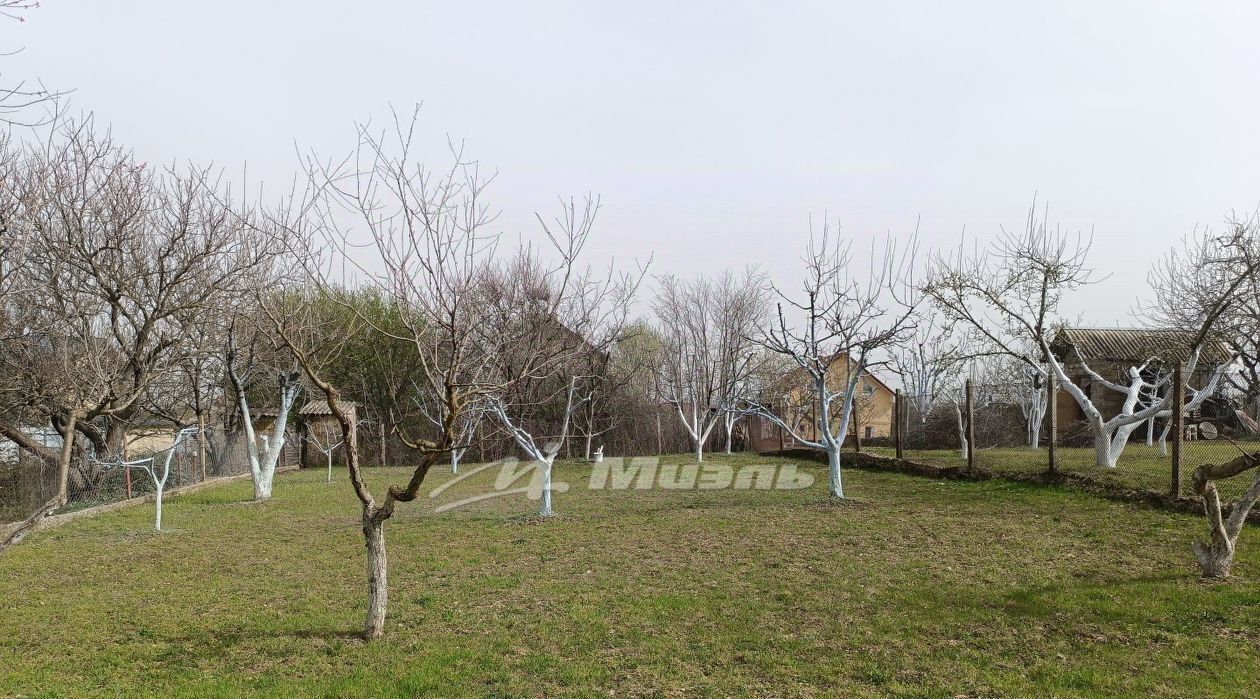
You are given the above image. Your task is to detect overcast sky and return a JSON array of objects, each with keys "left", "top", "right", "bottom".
[{"left": 7, "top": 1, "right": 1260, "bottom": 324}]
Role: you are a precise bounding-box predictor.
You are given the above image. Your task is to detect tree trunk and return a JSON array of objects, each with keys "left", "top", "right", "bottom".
[
  {"left": 197, "top": 411, "right": 207, "bottom": 482},
  {"left": 379, "top": 425, "right": 387, "bottom": 469},
  {"left": 254, "top": 464, "right": 274, "bottom": 499},
  {"left": 539, "top": 458, "right": 554, "bottom": 517},
  {"left": 1192, "top": 537, "right": 1234, "bottom": 579},
  {"left": 954, "top": 403, "right": 969, "bottom": 459},
  {"left": 584, "top": 433, "right": 593, "bottom": 461},
  {"left": 694, "top": 438, "right": 704, "bottom": 463},
  {"left": 827, "top": 445, "right": 844, "bottom": 498},
  {"left": 2, "top": 415, "right": 79, "bottom": 551},
  {"left": 1094, "top": 430, "right": 1115, "bottom": 469},
  {"left": 154, "top": 481, "right": 164, "bottom": 531},
  {"left": 362, "top": 514, "right": 388, "bottom": 640}
]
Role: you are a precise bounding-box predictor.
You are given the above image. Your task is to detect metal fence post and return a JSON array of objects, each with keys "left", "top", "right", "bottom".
[
  {"left": 1171, "top": 365, "right": 1184, "bottom": 498},
  {"left": 1047, "top": 371, "right": 1057, "bottom": 475},
  {"left": 894, "top": 389, "right": 904, "bottom": 460},
  {"left": 965, "top": 379, "right": 976, "bottom": 472}
]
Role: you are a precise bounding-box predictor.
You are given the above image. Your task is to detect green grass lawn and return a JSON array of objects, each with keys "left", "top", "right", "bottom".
[{"left": 2, "top": 453, "right": 1258, "bottom": 698}]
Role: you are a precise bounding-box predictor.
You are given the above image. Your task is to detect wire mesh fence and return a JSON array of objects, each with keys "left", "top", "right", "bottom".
[
  {"left": 0, "top": 426, "right": 299, "bottom": 526},
  {"left": 883, "top": 376, "right": 1260, "bottom": 503}
]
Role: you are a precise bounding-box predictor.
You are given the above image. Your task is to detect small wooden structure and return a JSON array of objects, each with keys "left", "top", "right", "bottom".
[
  {"left": 298, "top": 400, "right": 356, "bottom": 469},
  {"left": 1047, "top": 327, "right": 1231, "bottom": 433}
]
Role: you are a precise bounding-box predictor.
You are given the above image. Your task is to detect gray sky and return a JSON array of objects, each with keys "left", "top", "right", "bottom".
[{"left": 8, "top": 1, "right": 1260, "bottom": 323}]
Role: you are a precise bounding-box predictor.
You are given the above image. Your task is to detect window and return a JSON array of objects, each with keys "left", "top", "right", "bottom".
[{"left": 864, "top": 425, "right": 873, "bottom": 439}]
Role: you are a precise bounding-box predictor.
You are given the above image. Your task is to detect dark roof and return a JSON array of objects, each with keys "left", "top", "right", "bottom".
[
  {"left": 298, "top": 400, "right": 357, "bottom": 416},
  {"left": 1050, "top": 327, "right": 1231, "bottom": 365}
]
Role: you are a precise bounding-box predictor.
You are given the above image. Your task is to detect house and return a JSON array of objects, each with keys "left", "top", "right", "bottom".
[
  {"left": 1047, "top": 327, "right": 1233, "bottom": 433},
  {"left": 748, "top": 355, "right": 896, "bottom": 452}
]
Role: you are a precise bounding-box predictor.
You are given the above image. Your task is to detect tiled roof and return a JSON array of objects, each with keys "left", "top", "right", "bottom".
[
  {"left": 297, "top": 400, "right": 357, "bottom": 416},
  {"left": 1050, "top": 327, "right": 1231, "bottom": 365}
]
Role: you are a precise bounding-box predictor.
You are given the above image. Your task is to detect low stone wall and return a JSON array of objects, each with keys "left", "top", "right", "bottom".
[{"left": 766, "top": 448, "right": 1259, "bottom": 524}]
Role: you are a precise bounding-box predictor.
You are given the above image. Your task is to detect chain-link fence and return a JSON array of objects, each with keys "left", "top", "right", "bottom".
[
  {"left": 885, "top": 375, "right": 1259, "bottom": 503},
  {"left": 0, "top": 426, "right": 299, "bottom": 526}
]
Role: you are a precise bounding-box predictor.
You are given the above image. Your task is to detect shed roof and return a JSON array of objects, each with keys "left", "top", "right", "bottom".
[
  {"left": 297, "top": 400, "right": 357, "bottom": 416},
  {"left": 1050, "top": 327, "right": 1231, "bottom": 365}
]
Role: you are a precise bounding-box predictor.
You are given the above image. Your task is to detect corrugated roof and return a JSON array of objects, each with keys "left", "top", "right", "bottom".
[
  {"left": 297, "top": 400, "right": 357, "bottom": 416},
  {"left": 1050, "top": 327, "right": 1231, "bottom": 365}
]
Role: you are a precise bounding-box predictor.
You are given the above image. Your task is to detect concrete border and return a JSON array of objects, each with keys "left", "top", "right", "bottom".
[{"left": 4, "top": 465, "right": 300, "bottom": 539}]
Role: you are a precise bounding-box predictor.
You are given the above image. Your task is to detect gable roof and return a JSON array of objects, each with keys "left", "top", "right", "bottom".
[
  {"left": 776, "top": 352, "right": 895, "bottom": 395},
  {"left": 1050, "top": 327, "right": 1232, "bottom": 365}
]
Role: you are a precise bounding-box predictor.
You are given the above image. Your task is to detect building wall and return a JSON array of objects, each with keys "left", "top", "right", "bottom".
[
  {"left": 1052, "top": 359, "right": 1219, "bottom": 432},
  {"left": 748, "top": 362, "right": 895, "bottom": 452}
]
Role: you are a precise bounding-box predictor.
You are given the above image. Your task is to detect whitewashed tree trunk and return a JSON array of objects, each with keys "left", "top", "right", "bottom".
[
  {"left": 1025, "top": 386, "right": 1046, "bottom": 449},
  {"left": 234, "top": 378, "right": 299, "bottom": 500},
  {"left": 1040, "top": 338, "right": 1191, "bottom": 469},
  {"left": 826, "top": 445, "right": 843, "bottom": 499},
  {"left": 748, "top": 356, "right": 863, "bottom": 499},
  {"left": 539, "top": 459, "right": 554, "bottom": 517},
  {"left": 493, "top": 376, "right": 585, "bottom": 517},
  {"left": 153, "top": 479, "right": 165, "bottom": 531},
  {"left": 673, "top": 400, "right": 719, "bottom": 463},
  {"left": 954, "top": 401, "right": 969, "bottom": 459}
]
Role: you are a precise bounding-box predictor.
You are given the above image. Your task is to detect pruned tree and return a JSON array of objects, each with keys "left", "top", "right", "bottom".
[
  {"left": 654, "top": 269, "right": 764, "bottom": 462},
  {"left": 479, "top": 199, "right": 641, "bottom": 516},
  {"left": 92, "top": 427, "right": 197, "bottom": 531},
  {"left": 305, "top": 420, "right": 344, "bottom": 484},
  {"left": 747, "top": 224, "right": 918, "bottom": 497},
  {"left": 1190, "top": 446, "right": 1260, "bottom": 578},
  {"left": 714, "top": 269, "right": 770, "bottom": 454},
  {"left": 260, "top": 106, "right": 518, "bottom": 640},
  {"left": 926, "top": 205, "right": 1249, "bottom": 468},
  {"left": 225, "top": 316, "right": 302, "bottom": 500}
]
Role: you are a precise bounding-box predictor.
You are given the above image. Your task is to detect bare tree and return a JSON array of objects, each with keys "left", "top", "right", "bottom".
[
  {"left": 924, "top": 206, "right": 1236, "bottom": 468},
  {"left": 653, "top": 275, "right": 722, "bottom": 461},
  {"left": 714, "top": 269, "right": 770, "bottom": 454},
  {"left": 1, "top": 118, "right": 269, "bottom": 544},
  {"left": 259, "top": 107, "right": 522, "bottom": 640},
  {"left": 747, "top": 224, "right": 918, "bottom": 497},
  {"left": 1189, "top": 447, "right": 1260, "bottom": 579},
  {"left": 480, "top": 201, "right": 641, "bottom": 516},
  {"left": 653, "top": 269, "right": 764, "bottom": 461},
  {"left": 225, "top": 316, "right": 302, "bottom": 500},
  {"left": 0, "top": 1, "right": 68, "bottom": 127}
]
